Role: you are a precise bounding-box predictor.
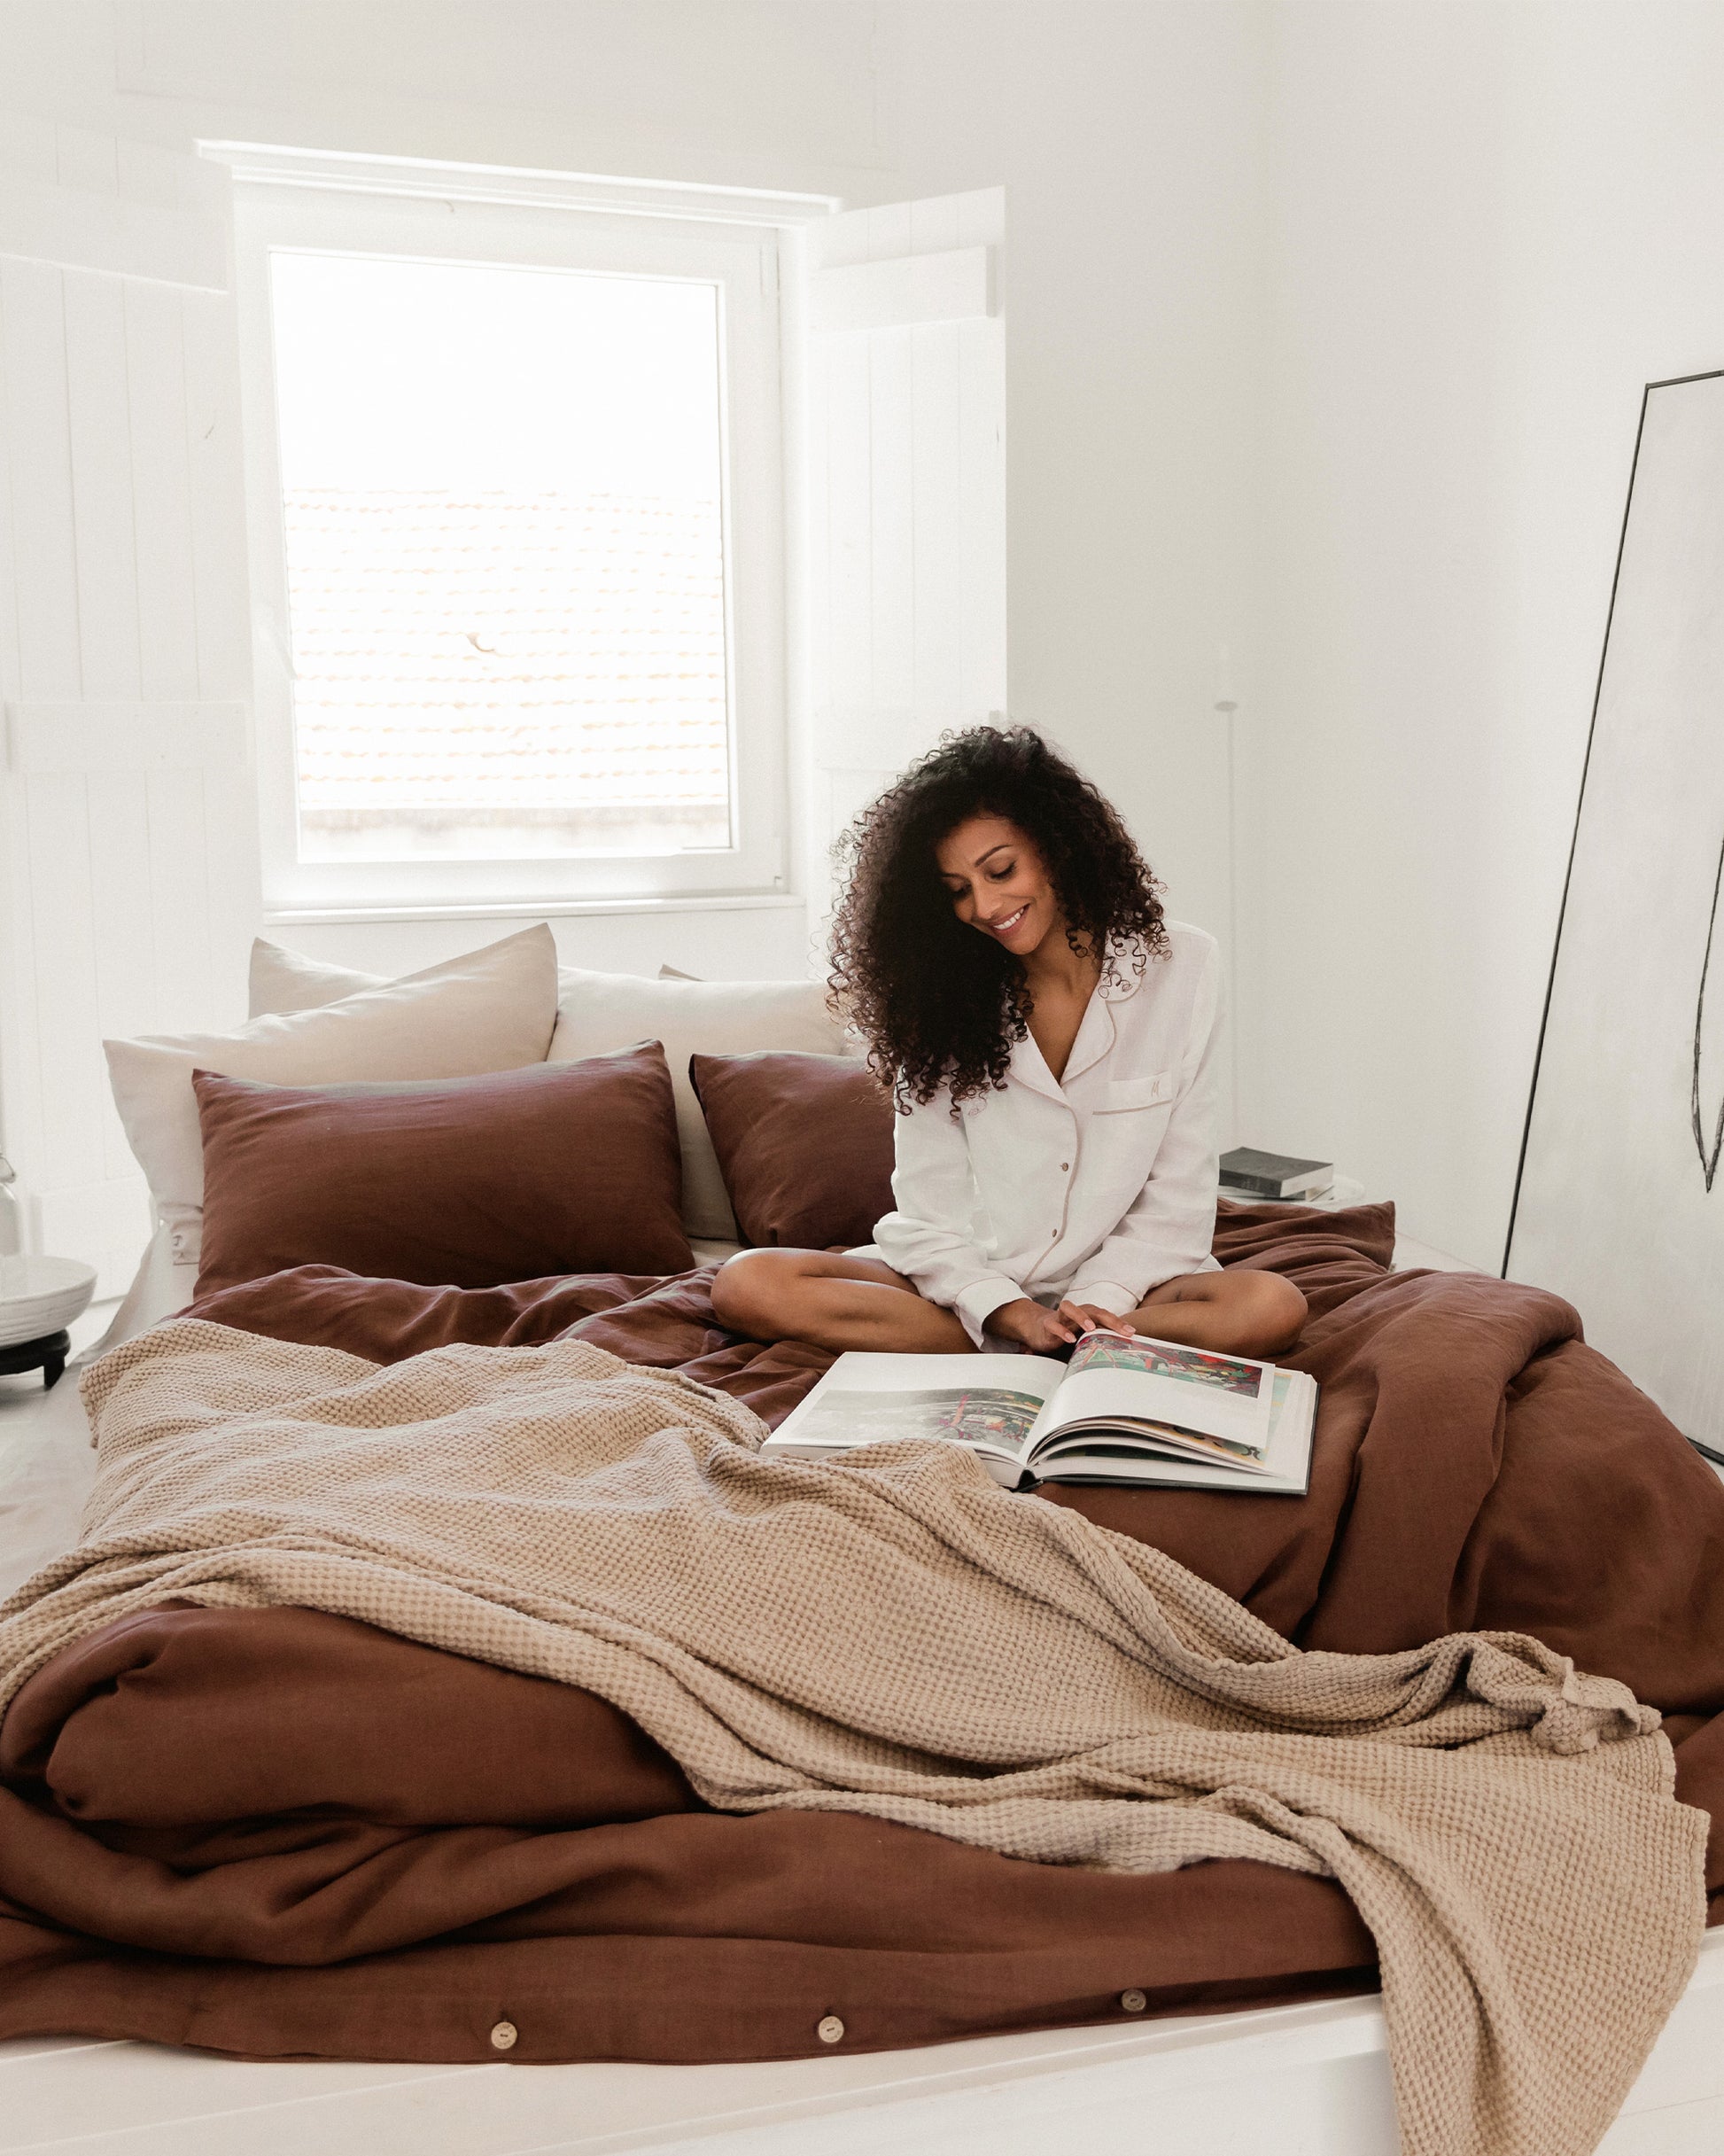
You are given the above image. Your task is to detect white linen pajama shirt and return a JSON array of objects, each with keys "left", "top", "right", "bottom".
[{"left": 868, "top": 922, "right": 1225, "bottom": 1348}]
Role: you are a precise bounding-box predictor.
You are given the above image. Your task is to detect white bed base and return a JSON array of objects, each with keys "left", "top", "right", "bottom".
[{"left": 2, "top": 1932, "right": 1720, "bottom": 2156}]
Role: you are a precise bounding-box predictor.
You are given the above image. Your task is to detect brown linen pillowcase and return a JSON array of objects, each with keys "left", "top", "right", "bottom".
[
  {"left": 192, "top": 1043, "right": 693, "bottom": 1296},
  {"left": 688, "top": 1050, "right": 896, "bottom": 1250}
]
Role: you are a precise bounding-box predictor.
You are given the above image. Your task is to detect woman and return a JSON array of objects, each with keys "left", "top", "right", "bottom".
[{"left": 712, "top": 727, "right": 1306, "bottom": 1359}]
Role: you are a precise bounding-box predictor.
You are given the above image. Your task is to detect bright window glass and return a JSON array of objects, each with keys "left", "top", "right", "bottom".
[{"left": 268, "top": 252, "right": 731, "bottom": 862}]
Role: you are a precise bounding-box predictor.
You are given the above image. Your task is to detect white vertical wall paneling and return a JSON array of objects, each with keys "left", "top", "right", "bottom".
[
  {"left": 59, "top": 266, "right": 146, "bottom": 1208},
  {"left": 2, "top": 262, "right": 82, "bottom": 699},
  {"left": 957, "top": 191, "right": 1006, "bottom": 720},
  {"left": 803, "top": 187, "right": 1006, "bottom": 932},
  {"left": 866, "top": 198, "right": 917, "bottom": 733},
  {"left": 23, "top": 776, "right": 105, "bottom": 1193},
  {"left": 822, "top": 331, "right": 875, "bottom": 754},
  {"left": 0, "top": 120, "right": 244, "bottom": 1288},
  {"left": 908, "top": 194, "right": 965, "bottom": 727},
  {"left": 0, "top": 268, "right": 43, "bottom": 1251},
  {"left": 803, "top": 271, "right": 833, "bottom": 745},
  {"left": 126, "top": 281, "right": 200, "bottom": 700},
  {"left": 183, "top": 284, "right": 265, "bottom": 1029},
  {"left": 0, "top": 256, "right": 82, "bottom": 1257},
  {"left": 143, "top": 770, "right": 218, "bottom": 1038},
  {"left": 64, "top": 276, "right": 143, "bottom": 698},
  {"left": 126, "top": 277, "right": 221, "bottom": 1042},
  {"left": 84, "top": 770, "right": 159, "bottom": 1180},
  {"left": 0, "top": 107, "right": 229, "bottom": 291},
  {"left": 183, "top": 290, "right": 253, "bottom": 701},
  {"left": 910, "top": 322, "right": 963, "bottom": 718},
  {"left": 867, "top": 323, "right": 915, "bottom": 721}
]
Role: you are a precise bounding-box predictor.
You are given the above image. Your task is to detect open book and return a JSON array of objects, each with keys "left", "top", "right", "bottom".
[{"left": 764, "top": 1329, "right": 1316, "bottom": 1494}]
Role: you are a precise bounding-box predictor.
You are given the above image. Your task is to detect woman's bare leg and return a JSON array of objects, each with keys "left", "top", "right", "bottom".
[
  {"left": 711, "top": 1249, "right": 973, "bottom": 1355},
  {"left": 1123, "top": 1268, "right": 1307, "bottom": 1358}
]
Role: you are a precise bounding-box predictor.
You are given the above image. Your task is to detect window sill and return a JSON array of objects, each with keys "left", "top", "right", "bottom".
[{"left": 260, "top": 891, "right": 804, "bottom": 929}]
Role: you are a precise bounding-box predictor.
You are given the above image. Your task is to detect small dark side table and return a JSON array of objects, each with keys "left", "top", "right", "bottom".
[{"left": 0, "top": 1329, "right": 72, "bottom": 1389}]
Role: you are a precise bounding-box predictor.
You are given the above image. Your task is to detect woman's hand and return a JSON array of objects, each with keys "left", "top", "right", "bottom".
[{"left": 984, "top": 1299, "right": 1134, "bottom": 1352}]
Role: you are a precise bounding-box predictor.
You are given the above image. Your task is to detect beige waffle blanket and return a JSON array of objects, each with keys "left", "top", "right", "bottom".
[{"left": 0, "top": 1319, "right": 1706, "bottom": 2156}]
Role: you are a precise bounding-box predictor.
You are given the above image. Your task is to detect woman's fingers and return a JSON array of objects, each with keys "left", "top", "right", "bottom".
[{"left": 1057, "top": 1301, "right": 1127, "bottom": 1337}]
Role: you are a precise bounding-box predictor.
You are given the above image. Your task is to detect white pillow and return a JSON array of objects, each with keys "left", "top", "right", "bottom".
[
  {"left": 107, "top": 924, "right": 560, "bottom": 1270},
  {"left": 547, "top": 965, "right": 845, "bottom": 1241},
  {"left": 248, "top": 938, "right": 847, "bottom": 1242}
]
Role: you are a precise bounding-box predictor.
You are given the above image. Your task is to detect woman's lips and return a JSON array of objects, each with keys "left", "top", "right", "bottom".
[{"left": 986, "top": 902, "right": 1030, "bottom": 938}]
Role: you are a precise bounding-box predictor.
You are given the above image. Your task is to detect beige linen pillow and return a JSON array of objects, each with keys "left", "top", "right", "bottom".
[
  {"left": 107, "top": 924, "right": 560, "bottom": 1270},
  {"left": 246, "top": 938, "right": 383, "bottom": 1017},
  {"left": 547, "top": 966, "right": 846, "bottom": 1241},
  {"left": 248, "top": 944, "right": 706, "bottom": 1016}
]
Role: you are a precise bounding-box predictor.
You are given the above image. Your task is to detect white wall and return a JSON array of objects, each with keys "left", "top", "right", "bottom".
[
  {"left": 1246, "top": 0, "right": 1724, "bottom": 1266},
  {"left": 24, "top": 1, "right": 1718, "bottom": 1276},
  {"left": 0, "top": 0, "right": 1262, "bottom": 970}
]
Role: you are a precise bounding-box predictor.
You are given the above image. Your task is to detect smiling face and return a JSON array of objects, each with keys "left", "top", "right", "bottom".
[{"left": 935, "top": 813, "right": 1063, "bottom": 958}]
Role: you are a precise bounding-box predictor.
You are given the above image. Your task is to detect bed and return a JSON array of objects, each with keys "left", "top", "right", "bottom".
[
  {"left": 4, "top": 920, "right": 1723, "bottom": 2152},
  {"left": 2, "top": 1202, "right": 1722, "bottom": 2156}
]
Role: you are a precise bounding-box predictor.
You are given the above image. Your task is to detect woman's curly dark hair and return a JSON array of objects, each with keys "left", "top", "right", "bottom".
[{"left": 828, "top": 726, "right": 1168, "bottom": 1107}]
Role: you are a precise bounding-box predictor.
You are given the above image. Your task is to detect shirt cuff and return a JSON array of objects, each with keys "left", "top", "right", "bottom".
[
  {"left": 1068, "top": 1280, "right": 1139, "bottom": 1319},
  {"left": 952, "top": 1275, "right": 1026, "bottom": 1350}
]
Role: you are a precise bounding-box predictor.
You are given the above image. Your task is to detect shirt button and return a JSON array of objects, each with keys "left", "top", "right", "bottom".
[
  {"left": 489, "top": 2020, "right": 518, "bottom": 2051},
  {"left": 1120, "top": 1989, "right": 1147, "bottom": 2014},
  {"left": 816, "top": 2014, "right": 845, "bottom": 2044},
  {"left": 1060, "top": 1162, "right": 1070, "bottom": 1171}
]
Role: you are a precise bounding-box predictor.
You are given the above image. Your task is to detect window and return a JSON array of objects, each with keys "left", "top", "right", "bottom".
[
  {"left": 224, "top": 154, "right": 815, "bottom": 915},
  {"left": 271, "top": 253, "right": 731, "bottom": 865}
]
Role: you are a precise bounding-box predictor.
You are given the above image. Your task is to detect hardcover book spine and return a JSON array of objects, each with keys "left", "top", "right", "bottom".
[{"left": 1220, "top": 1171, "right": 1289, "bottom": 1198}]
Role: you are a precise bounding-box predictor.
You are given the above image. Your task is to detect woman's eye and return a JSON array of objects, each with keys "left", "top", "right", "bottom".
[{"left": 988, "top": 865, "right": 1013, "bottom": 881}]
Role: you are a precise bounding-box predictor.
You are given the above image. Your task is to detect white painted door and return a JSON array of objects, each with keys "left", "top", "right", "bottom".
[
  {"left": 0, "top": 115, "right": 254, "bottom": 1290},
  {"left": 801, "top": 188, "right": 1006, "bottom": 940}
]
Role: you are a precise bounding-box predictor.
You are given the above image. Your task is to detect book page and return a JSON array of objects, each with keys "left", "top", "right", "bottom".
[
  {"left": 1030, "top": 1371, "right": 1315, "bottom": 1495},
  {"left": 1033, "top": 1330, "right": 1275, "bottom": 1450},
  {"left": 768, "top": 1351, "right": 1066, "bottom": 1463}
]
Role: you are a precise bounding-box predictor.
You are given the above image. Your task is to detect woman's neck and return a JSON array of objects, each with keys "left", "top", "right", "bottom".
[{"left": 1021, "top": 924, "right": 1101, "bottom": 1002}]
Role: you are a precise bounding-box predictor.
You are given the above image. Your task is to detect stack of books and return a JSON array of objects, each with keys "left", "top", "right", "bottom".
[{"left": 1219, "top": 1146, "right": 1334, "bottom": 1203}]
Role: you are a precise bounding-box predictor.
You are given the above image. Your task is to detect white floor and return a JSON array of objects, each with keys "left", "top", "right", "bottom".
[{"left": 2, "top": 1249, "right": 1721, "bottom": 2153}]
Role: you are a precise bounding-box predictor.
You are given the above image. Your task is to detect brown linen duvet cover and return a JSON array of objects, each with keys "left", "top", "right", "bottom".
[{"left": 0, "top": 1204, "right": 1720, "bottom": 2074}]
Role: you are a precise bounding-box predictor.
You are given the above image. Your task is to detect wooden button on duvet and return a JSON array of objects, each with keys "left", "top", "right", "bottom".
[
  {"left": 490, "top": 2020, "right": 518, "bottom": 2051},
  {"left": 816, "top": 2014, "right": 845, "bottom": 2044},
  {"left": 1120, "top": 1989, "right": 1147, "bottom": 2014}
]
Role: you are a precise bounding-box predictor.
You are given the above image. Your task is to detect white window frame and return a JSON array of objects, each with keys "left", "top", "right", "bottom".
[{"left": 206, "top": 144, "right": 835, "bottom": 920}]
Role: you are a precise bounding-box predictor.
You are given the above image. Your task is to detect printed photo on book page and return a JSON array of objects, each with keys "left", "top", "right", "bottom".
[
  {"left": 1050, "top": 1331, "right": 1274, "bottom": 1448},
  {"left": 792, "top": 1383, "right": 1048, "bottom": 1452},
  {"left": 772, "top": 1352, "right": 1065, "bottom": 1468}
]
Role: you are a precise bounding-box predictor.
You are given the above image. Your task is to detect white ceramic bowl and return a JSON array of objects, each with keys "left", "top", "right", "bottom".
[{"left": 0, "top": 1255, "right": 97, "bottom": 1346}]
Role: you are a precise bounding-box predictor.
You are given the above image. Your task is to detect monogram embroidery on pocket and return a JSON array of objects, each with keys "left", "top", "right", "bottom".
[{"left": 1101, "top": 1071, "right": 1174, "bottom": 1113}]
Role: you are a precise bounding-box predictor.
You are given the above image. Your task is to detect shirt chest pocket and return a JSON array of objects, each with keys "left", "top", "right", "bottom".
[
  {"left": 1085, "top": 1070, "right": 1177, "bottom": 1178},
  {"left": 1101, "top": 1072, "right": 1175, "bottom": 1113}
]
